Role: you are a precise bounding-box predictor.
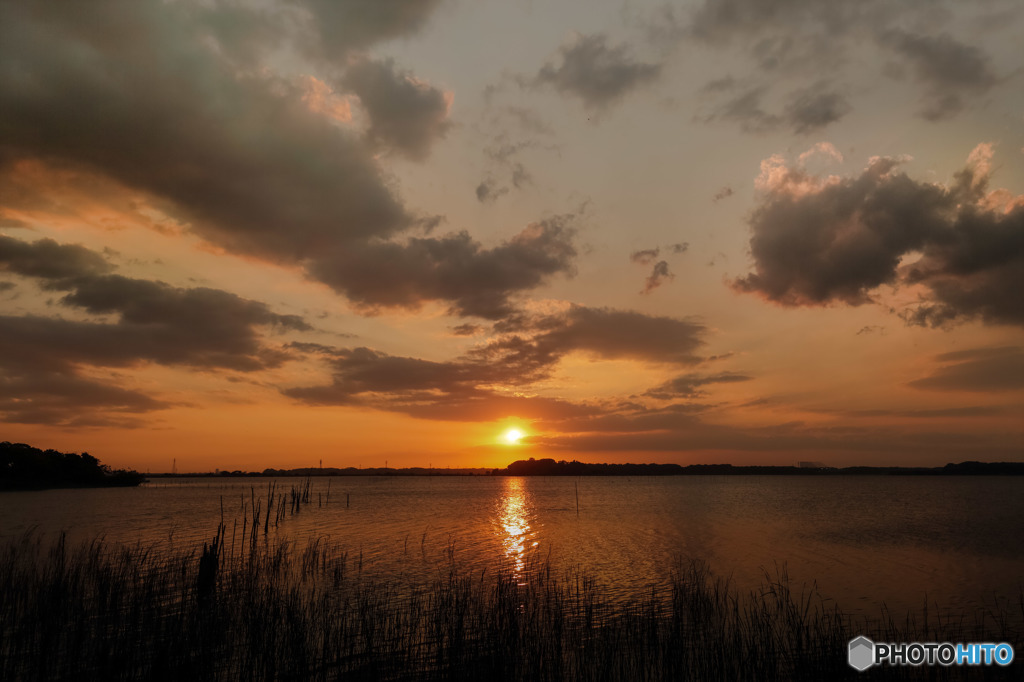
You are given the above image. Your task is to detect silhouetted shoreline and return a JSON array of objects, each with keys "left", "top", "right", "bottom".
[
  {"left": 0, "top": 442, "right": 145, "bottom": 491},
  {"left": 498, "top": 458, "right": 1024, "bottom": 476},
  {"left": 147, "top": 458, "right": 1024, "bottom": 478}
]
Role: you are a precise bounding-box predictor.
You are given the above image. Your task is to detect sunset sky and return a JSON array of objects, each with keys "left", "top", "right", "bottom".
[{"left": 1, "top": 0, "right": 1022, "bottom": 471}]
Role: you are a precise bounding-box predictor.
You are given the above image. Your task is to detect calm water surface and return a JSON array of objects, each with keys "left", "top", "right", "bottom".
[{"left": 2, "top": 475, "right": 1022, "bottom": 620}]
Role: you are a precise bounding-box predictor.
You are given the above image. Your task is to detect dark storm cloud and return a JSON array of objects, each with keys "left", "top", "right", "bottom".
[
  {"left": 733, "top": 149, "right": 1024, "bottom": 328},
  {"left": 641, "top": 261, "right": 674, "bottom": 294},
  {"left": 878, "top": 29, "right": 997, "bottom": 121},
  {"left": 908, "top": 347, "right": 1024, "bottom": 393},
  {"left": 342, "top": 57, "right": 451, "bottom": 160},
  {"left": 0, "top": 1, "right": 568, "bottom": 319},
  {"left": 644, "top": 372, "right": 753, "bottom": 400},
  {"left": 0, "top": 281, "right": 14, "bottom": 293},
  {"left": 308, "top": 216, "right": 578, "bottom": 319},
  {"left": 534, "top": 34, "right": 662, "bottom": 110},
  {"left": 784, "top": 84, "right": 852, "bottom": 133}
]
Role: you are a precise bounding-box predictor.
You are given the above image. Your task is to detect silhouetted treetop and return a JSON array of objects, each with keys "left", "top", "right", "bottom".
[{"left": 0, "top": 442, "right": 144, "bottom": 490}]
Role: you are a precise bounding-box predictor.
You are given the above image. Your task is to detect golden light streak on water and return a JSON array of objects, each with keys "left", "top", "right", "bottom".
[{"left": 498, "top": 477, "right": 533, "bottom": 583}]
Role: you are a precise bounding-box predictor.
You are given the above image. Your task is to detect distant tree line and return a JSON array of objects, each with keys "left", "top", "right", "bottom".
[
  {"left": 0, "top": 442, "right": 145, "bottom": 490},
  {"left": 496, "top": 458, "right": 1024, "bottom": 476}
]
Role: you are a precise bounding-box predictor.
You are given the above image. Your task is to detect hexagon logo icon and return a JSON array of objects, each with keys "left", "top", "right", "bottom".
[{"left": 848, "top": 636, "right": 875, "bottom": 671}]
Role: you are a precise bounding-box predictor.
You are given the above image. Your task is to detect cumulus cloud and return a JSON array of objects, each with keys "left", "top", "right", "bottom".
[
  {"left": 342, "top": 57, "right": 452, "bottom": 160},
  {"left": 879, "top": 29, "right": 998, "bottom": 121},
  {"left": 0, "top": 1, "right": 569, "bottom": 320},
  {"left": 308, "top": 216, "right": 578, "bottom": 319},
  {"left": 0, "top": 2, "right": 411, "bottom": 259},
  {"left": 534, "top": 33, "right": 662, "bottom": 110},
  {"left": 734, "top": 145, "right": 1024, "bottom": 328}
]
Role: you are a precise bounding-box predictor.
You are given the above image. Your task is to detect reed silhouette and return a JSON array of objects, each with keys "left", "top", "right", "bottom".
[{"left": 1, "top": 482, "right": 1020, "bottom": 680}]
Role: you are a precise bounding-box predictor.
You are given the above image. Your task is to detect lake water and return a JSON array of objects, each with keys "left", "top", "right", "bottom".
[{"left": 2, "top": 475, "right": 1022, "bottom": 623}]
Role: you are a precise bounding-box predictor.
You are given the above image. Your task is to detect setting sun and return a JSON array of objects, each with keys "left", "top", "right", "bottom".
[{"left": 503, "top": 428, "right": 525, "bottom": 445}]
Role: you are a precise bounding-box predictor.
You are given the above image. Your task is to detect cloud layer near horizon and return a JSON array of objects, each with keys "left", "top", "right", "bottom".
[{"left": 0, "top": 235, "right": 307, "bottom": 425}]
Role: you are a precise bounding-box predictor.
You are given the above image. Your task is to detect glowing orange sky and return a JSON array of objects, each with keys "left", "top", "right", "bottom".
[{"left": 0, "top": 0, "right": 1021, "bottom": 472}]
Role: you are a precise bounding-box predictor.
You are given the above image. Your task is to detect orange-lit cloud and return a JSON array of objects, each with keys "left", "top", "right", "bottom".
[{"left": 735, "top": 145, "right": 1024, "bottom": 327}]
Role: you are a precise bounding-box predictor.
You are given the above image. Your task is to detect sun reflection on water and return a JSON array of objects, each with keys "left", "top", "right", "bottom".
[{"left": 498, "top": 477, "right": 537, "bottom": 582}]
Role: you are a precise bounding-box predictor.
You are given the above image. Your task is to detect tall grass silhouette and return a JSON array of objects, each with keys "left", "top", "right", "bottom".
[{"left": 1, "top": 483, "right": 1020, "bottom": 680}]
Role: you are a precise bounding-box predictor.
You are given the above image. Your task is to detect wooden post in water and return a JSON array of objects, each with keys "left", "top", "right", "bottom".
[
  {"left": 346, "top": 492, "right": 350, "bottom": 508},
  {"left": 575, "top": 481, "right": 579, "bottom": 517}
]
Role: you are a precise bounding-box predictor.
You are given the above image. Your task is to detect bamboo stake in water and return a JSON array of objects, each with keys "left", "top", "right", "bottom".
[{"left": 575, "top": 481, "right": 579, "bottom": 517}]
